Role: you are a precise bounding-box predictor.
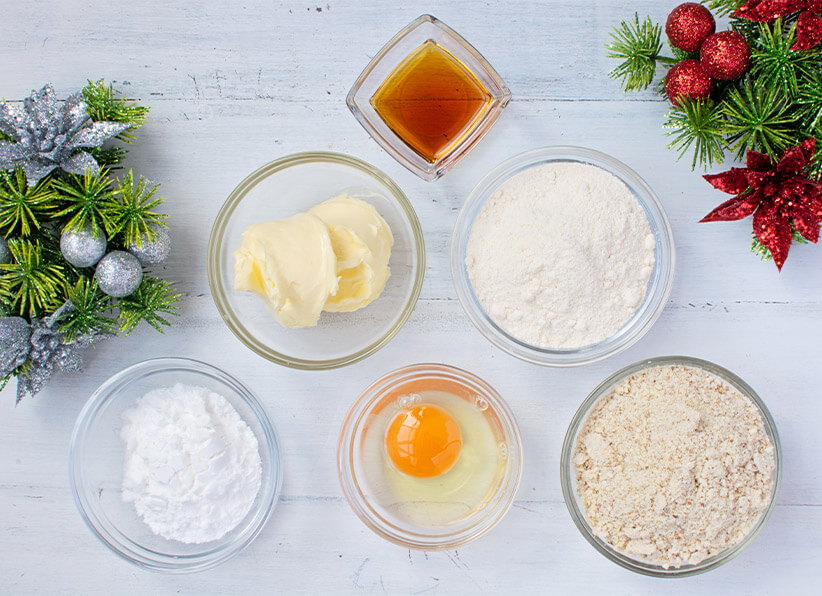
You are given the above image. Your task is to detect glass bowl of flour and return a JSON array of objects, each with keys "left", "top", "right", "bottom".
[
  {"left": 452, "top": 146, "right": 674, "bottom": 366},
  {"left": 69, "top": 358, "right": 283, "bottom": 572},
  {"left": 560, "top": 356, "right": 781, "bottom": 576}
]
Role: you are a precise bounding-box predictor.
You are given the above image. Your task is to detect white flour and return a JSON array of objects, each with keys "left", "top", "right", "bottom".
[
  {"left": 120, "top": 383, "right": 262, "bottom": 544},
  {"left": 466, "top": 162, "right": 656, "bottom": 349}
]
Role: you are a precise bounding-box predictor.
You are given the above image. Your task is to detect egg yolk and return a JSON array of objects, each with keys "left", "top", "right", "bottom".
[{"left": 385, "top": 404, "right": 462, "bottom": 478}]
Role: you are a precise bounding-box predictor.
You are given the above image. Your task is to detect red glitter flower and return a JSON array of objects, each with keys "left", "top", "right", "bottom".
[
  {"left": 734, "top": 0, "right": 822, "bottom": 50},
  {"left": 701, "top": 138, "right": 822, "bottom": 270}
]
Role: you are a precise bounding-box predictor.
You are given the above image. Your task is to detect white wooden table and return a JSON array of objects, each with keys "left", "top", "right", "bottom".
[{"left": 2, "top": 1, "right": 820, "bottom": 594}]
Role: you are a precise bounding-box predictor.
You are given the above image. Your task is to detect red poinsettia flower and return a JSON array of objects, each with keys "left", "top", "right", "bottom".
[
  {"left": 734, "top": 0, "right": 822, "bottom": 50},
  {"left": 701, "top": 138, "right": 822, "bottom": 270}
]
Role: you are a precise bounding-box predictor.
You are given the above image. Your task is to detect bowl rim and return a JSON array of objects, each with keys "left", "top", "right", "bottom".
[
  {"left": 451, "top": 145, "right": 676, "bottom": 367},
  {"left": 337, "top": 362, "right": 523, "bottom": 550},
  {"left": 345, "top": 14, "right": 512, "bottom": 181},
  {"left": 559, "top": 355, "right": 782, "bottom": 577},
  {"left": 68, "top": 357, "right": 283, "bottom": 573},
  {"left": 207, "top": 151, "right": 426, "bottom": 370}
]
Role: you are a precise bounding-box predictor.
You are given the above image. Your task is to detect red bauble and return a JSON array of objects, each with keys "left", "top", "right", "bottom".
[
  {"left": 700, "top": 31, "right": 751, "bottom": 80},
  {"left": 666, "top": 3, "right": 716, "bottom": 52},
  {"left": 665, "top": 60, "right": 715, "bottom": 106}
]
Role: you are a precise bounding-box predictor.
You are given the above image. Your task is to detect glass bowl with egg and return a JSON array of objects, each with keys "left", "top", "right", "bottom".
[
  {"left": 208, "top": 152, "right": 425, "bottom": 370},
  {"left": 451, "top": 146, "right": 675, "bottom": 366},
  {"left": 69, "top": 357, "right": 283, "bottom": 573},
  {"left": 337, "top": 363, "right": 523, "bottom": 549},
  {"left": 560, "top": 356, "right": 781, "bottom": 577}
]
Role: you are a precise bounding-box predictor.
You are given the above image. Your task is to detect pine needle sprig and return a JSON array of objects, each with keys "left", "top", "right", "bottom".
[
  {"left": 117, "top": 277, "right": 181, "bottom": 335},
  {"left": 82, "top": 79, "right": 149, "bottom": 142},
  {"left": 108, "top": 170, "right": 168, "bottom": 246},
  {"left": 53, "top": 169, "right": 119, "bottom": 236},
  {"left": 665, "top": 99, "right": 728, "bottom": 169},
  {"left": 702, "top": 0, "right": 746, "bottom": 17},
  {"left": 86, "top": 146, "right": 129, "bottom": 169},
  {"left": 607, "top": 15, "right": 667, "bottom": 92},
  {"left": 59, "top": 276, "right": 115, "bottom": 340},
  {"left": 0, "top": 169, "right": 57, "bottom": 237},
  {"left": 721, "top": 80, "right": 797, "bottom": 161},
  {"left": 751, "top": 19, "right": 820, "bottom": 98},
  {"left": 0, "top": 239, "right": 65, "bottom": 317},
  {"left": 796, "top": 71, "right": 822, "bottom": 133}
]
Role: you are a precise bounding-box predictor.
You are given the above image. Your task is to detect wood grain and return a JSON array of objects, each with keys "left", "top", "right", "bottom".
[{"left": 1, "top": 1, "right": 820, "bottom": 594}]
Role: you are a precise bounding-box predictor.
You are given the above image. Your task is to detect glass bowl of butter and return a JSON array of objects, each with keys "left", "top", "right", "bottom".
[{"left": 208, "top": 152, "right": 425, "bottom": 370}]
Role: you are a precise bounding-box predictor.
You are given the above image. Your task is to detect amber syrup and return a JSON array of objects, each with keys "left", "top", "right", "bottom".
[{"left": 370, "top": 41, "right": 492, "bottom": 163}]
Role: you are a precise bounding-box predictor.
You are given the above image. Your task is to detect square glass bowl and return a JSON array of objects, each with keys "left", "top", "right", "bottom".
[{"left": 347, "top": 14, "right": 511, "bottom": 181}]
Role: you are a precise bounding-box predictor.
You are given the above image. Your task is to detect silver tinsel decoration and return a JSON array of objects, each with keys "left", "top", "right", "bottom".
[
  {"left": 60, "top": 223, "right": 107, "bottom": 268},
  {"left": 0, "top": 317, "right": 32, "bottom": 376},
  {"left": 95, "top": 251, "right": 143, "bottom": 297},
  {"left": 0, "top": 84, "right": 131, "bottom": 185},
  {"left": 127, "top": 225, "right": 171, "bottom": 265},
  {"left": 0, "top": 302, "right": 106, "bottom": 403},
  {"left": 0, "top": 236, "right": 9, "bottom": 264}
]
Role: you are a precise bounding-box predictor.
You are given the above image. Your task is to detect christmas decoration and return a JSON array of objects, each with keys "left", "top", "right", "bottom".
[
  {"left": 128, "top": 224, "right": 171, "bottom": 265},
  {"left": 60, "top": 223, "right": 107, "bottom": 268},
  {"left": 0, "top": 81, "right": 180, "bottom": 401},
  {"left": 0, "top": 85, "right": 130, "bottom": 186},
  {"left": 700, "top": 31, "right": 751, "bottom": 79},
  {"left": 734, "top": 0, "right": 822, "bottom": 50},
  {"left": 701, "top": 138, "right": 822, "bottom": 269},
  {"left": 607, "top": 2, "right": 822, "bottom": 267},
  {"left": 95, "top": 251, "right": 143, "bottom": 297},
  {"left": 666, "top": 3, "right": 716, "bottom": 52},
  {"left": 665, "top": 60, "right": 715, "bottom": 106}
]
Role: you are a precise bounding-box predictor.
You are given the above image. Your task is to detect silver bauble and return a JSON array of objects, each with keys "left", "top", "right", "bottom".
[
  {"left": 0, "top": 236, "right": 10, "bottom": 264},
  {"left": 95, "top": 251, "right": 143, "bottom": 298},
  {"left": 127, "top": 225, "right": 171, "bottom": 265},
  {"left": 60, "top": 224, "right": 107, "bottom": 268}
]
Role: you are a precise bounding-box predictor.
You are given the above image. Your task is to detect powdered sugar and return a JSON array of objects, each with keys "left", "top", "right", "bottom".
[
  {"left": 465, "top": 162, "right": 655, "bottom": 349},
  {"left": 120, "top": 383, "right": 262, "bottom": 544}
]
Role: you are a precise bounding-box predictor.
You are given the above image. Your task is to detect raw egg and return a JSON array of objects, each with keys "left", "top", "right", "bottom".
[{"left": 385, "top": 404, "right": 462, "bottom": 477}]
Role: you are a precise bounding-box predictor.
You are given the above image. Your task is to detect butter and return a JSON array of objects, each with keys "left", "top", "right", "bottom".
[
  {"left": 233, "top": 212, "right": 338, "bottom": 327},
  {"left": 233, "top": 195, "right": 393, "bottom": 327},
  {"left": 310, "top": 195, "right": 393, "bottom": 313}
]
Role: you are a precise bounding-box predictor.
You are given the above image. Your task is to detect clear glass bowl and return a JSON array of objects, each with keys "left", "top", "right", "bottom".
[
  {"left": 69, "top": 358, "right": 283, "bottom": 573},
  {"left": 347, "top": 14, "right": 511, "bottom": 181},
  {"left": 337, "top": 363, "right": 522, "bottom": 550},
  {"left": 560, "top": 356, "right": 782, "bottom": 577},
  {"left": 208, "top": 152, "right": 425, "bottom": 370},
  {"left": 452, "top": 146, "right": 675, "bottom": 366}
]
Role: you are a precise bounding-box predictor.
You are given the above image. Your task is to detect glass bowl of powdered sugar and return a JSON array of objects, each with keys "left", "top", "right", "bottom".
[
  {"left": 452, "top": 146, "right": 675, "bottom": 366},
  {"left": 69, "top": 357, "right": 282, "bottom": 573}
]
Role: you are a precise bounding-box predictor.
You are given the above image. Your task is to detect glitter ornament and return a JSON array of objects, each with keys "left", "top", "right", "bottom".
[
  {"left": 700, "top": 31, "right": 751, "bottom": 80},
  {"left": 60, "top": 224, "right": 107, "bottom": 268},
  {"left": 0, "top": 84, "right": 131, "bottom": 186},
  {"left": 666, "top": 3, "right": 716, "bottom": 52},
  {"left": 95, "top": 251, "right": 143, "bottom": 297},
  {"left": 701, "top": 138, "right": 822, "bottom": 270},
  {"left": 0, "top": 317, "right": 33, "bottom": 376},
  {"left": 664, "top": 60, "right": 715, "bottom": 106},
  {"left": 127, "top": 225, "right": 171, "bottom": 265},
  {"left": 0, "top": 236, "right": 9, "bottom": 264}
]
